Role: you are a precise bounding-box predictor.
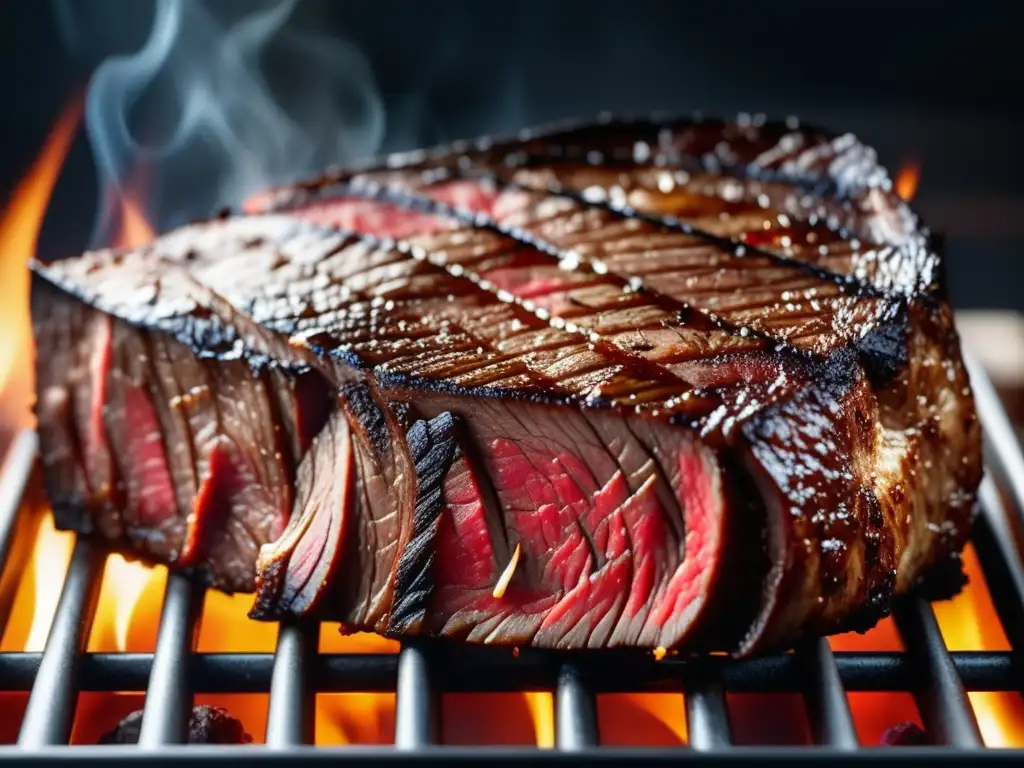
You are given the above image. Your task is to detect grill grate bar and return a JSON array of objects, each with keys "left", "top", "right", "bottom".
[
  {"left": 892, "top": 599, "right": 983, "bottom": 747},
  {"left": 975, "top": 479, "right": 1024, "bottom": 650},
  {"left": 265, "top": 621, "right": 315, "bottom": 747},
  {"left": 0, "top": 431, "right": 37, "bottom": 635},
  {"left": 555, "top": 663, "right": 598, "bottom": 749},
  {"left": 137, "top": 573, "right": 204, "bottom": 747},
  {"left": 0, "top": 650, "right": 1019, "bottom": 693},
  {"left": 965, "top": 353, "right": 1024, "bottom": 520},
  {"left": 685, "top": 676, "right": 732, "bottom": 750},
  {"left": 0, "top": 434, "right": 38, "bottom": 638},
  {"left": 799, "top": 639, "right": 859, "bottom": 749},
  {"left": 16, "top": 539, "right": 104, "bottom": 748},
  {"left": 395, "top": 644, "right": 439, "bottom": 748}
]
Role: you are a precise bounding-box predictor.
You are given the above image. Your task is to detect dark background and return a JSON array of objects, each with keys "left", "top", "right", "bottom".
[{"left": 1, "top": 0, "right": 1022, "bottom": 310}]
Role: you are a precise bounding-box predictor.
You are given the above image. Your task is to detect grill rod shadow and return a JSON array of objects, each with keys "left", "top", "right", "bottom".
[
  {"left": 798, "top": 638, "right": 859, "bottom": 749},
  {"left": 137, "top": 573, "right": 204, "bottom": 747},
  {"left": 893, "top": 598, "right": 983, "bottom": 747},
  {"left": 395, "top": 643, "right": 439, "bottom": 748},
  {"left": 265, "top": 621, "right": 315, "bottom": 747},
  {"left": 556, "top": 663, "right": 598, "bottom": 749},
  {"left": 17, "top": 539, "right": 105, "bottom": 747}
]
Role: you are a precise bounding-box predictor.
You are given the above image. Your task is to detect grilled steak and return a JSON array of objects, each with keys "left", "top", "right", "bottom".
[{"left": 31, "top": 114, "right": 982, "bottom": 654}]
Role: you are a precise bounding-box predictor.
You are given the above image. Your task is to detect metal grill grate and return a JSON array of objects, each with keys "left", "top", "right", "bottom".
[{"left": 0, "top": 351, "right": 1022, "bottom": 762}]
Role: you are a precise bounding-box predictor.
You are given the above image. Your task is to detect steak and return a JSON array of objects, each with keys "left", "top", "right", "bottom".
[{"left": 31, "top": 114, "right": 982, "bottom": 654}]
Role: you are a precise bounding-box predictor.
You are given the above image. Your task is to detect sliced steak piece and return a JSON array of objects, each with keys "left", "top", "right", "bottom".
[
  {"left": 32, "top": 248, "right": 334, "bottom": 592},
  {"left": 32, "top": 114, "right": 982, "bottom": 655}
]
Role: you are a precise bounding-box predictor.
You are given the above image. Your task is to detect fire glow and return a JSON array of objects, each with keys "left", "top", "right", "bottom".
[
  {"left": 896, "top": 161, "right": 921, "bottom": 202},
  {"left": 0, "top": 114, "right": 1022, "bottom": 748}
]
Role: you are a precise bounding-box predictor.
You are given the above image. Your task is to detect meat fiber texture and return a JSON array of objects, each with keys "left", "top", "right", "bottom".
[{"left": 30, "top": 114, "right": 982, "bottom": 656}]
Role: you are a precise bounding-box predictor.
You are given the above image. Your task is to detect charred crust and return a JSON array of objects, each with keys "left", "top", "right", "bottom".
[
  {"left": 388, "top": 411, "right": 461, "bottom": 635},
  {"left": 338, "top": 382, "right": 391, "bottom": 458},
  {"left": 854, "top": 307, "right": 910, "bottom": 389},
  {"left": 49, "top": 499, "right": 94, "bottom": 535},
  {"left": 249, "top": 557, "right": 287, "bottom": 620},
  {"left": 741, "top": 347, "right": 860, "bottom": 446},
  {"left": 99, "top": 706, "right": 252, "bottom": 745},
  {"left": 842, "top": 569, "right": 897, "bottom": 633},
  {"left": 914, "top": 551, "right": 969, "bottom": 602},
  {"left": 375, "top": 368, "right": 583, "bottom": 409},
  {"left": 862, "top": 487, "right": 885, "bottom": 528},
  {"left": 389, "top": 401, "right": 413, "bottom": 432}
]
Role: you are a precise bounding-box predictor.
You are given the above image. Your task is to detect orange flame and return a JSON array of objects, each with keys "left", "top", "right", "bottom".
[
  {"left": 933, "top": 544, "right": 1024, "bottom": 747},
  {"left": 114, "top": 194, "right": 156, "bottom": 249},
  {"left": 0, "top": 99, "right": 83, "bottom": 431},
  {"left": 895, "top": 161, "right": 920, "bottom": 202}
]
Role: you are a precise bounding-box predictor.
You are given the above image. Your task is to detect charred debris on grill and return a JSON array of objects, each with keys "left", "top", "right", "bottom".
[
  {"left": 29, "top": 111, "right": 981, "bottom": 656},
  {"left": 880, "top": 722, "right": 932, "bottom": 746},
  {"left": 98, "top": 706, "right": 252, "bottom": 745}
]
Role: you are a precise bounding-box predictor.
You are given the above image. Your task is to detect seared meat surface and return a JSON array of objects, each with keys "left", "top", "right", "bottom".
[{"left": 31, "top": 115, "right": 981, "bottom": 654}]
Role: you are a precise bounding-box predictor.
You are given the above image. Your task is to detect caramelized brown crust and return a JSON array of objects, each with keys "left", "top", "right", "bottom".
[{"left": 30, "top": 113, "right": 981, "bottom": 653}]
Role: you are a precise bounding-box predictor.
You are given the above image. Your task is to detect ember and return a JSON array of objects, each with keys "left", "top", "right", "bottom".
[{"left": 895, "top": 161, "right": 921, "bottom": 202}]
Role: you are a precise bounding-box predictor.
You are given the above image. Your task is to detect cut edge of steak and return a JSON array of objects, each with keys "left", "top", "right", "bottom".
[
  {"left": 251, "top": 385, "right": 754, "bottom": 651},
  {"left": 31, "top": 261, "right": 334, "bottom": 592}
]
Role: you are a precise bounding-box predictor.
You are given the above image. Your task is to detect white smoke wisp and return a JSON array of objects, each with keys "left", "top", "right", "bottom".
[{"left": 75, "top": 0, "right": 385, "bottom": 244}]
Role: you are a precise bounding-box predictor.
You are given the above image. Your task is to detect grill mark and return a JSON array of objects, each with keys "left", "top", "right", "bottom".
[
  {"left": 503, "top": 170, "right": 872, "bottom": 251},
  {"left": 474, "top": 188, "right": 885, "bottom": 345},
  {"left": 297, "top": 226, "right": 712, "bottom": 410},
  {"left": 188, "top": 229, "right": 598, "bottom": 406},
  {"left": 259, "top": 112, "right": 935, "bottom": 299},
  {"left": 275, "top": 162, "right": 883, "bottom": 310},
  {"left": 284, "top": 179, "right": 780, "bottom": 346},
  {"left": 234, "top": 229, "right": 678, "bottom": 409},
  {"left": 286, "top": 179, "right": 897, "bottom": 388},
  {"left": 268, "top": 189, "right": 799, "bottom": 412},
  {"left": 465, "top": 170, "right": 881, "bottom": 300},
  {"left": 492, "top": 118, "right": 887, "bottom": 201}
]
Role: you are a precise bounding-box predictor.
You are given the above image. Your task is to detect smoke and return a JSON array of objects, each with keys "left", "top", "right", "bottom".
[{"left": 55, "top": 0, "right": 385, "bottom": 244}]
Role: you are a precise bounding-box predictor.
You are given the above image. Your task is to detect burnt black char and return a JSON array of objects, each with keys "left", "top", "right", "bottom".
[
  {"left": 98, "top": 706, "right": 252, "bottom": 744},
  {"left": 31, "top": 114, "right": 982, "bottom": 655}
]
